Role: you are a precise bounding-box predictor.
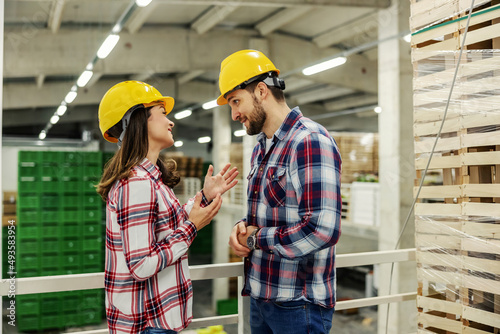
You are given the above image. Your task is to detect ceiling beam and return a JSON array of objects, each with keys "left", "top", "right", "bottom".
[
  {"left": 47, "top": 0, "right": 66, "bottom": 34},
  {"left": 291, "top": 86, "right": 354, "bottom": 105},
  {"left": 191, "top": 5, "right": 239, "bottom": 34},
  {"left": 126, "top": 2, "right": 159, "bottom": 34},
  {"left": 313, "top": 11, "right": 378, "bottom": 48},
  {"left": 155, "top": 0, "right": 391, "bottom": 8},
  {"left": 256, "top": 7, "right": 312, "bottom": 36},
  {"left": 177, "top": 70, "right": 206, "bottom": 85},
  {"left": 324, "top": 94, "right": 377, "bottom": 111}
]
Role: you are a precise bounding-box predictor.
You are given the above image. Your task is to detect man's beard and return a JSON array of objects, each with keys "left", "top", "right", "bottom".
[{"left": 246, "top": 96, "right": 267, "bottom": 136}]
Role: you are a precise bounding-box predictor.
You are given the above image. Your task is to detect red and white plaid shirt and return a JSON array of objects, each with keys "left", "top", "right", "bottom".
[{"left": 105, "top": 158, "right": 207, "bottom": 333}]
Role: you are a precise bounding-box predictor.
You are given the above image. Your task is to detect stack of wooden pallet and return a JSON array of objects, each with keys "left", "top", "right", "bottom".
[{"left": 411, "top": 1, "right": 500, "bottom": 332}]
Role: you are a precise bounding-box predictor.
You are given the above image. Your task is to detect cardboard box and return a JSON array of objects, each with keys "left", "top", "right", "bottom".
[
  {"left": 3, "top": 203, "right": 16, "bottom": 215},
  {"left": 3, "top": 192, "right": 16, "bottom": 204},
  {"left": 2, "top": 215, "right": 16, "bottom": 227}
]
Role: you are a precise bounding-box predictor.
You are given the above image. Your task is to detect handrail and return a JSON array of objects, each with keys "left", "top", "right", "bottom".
[{"left": 1, "top": 248, "right": 417, "bottom": 332}]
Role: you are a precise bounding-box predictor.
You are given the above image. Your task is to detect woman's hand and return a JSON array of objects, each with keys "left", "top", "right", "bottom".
[
  {"left": 189, "top": 192, "right": 222, "bottom": 231},
  {"left": 202, "top": 163, "right": 239, "bottom": 201}
]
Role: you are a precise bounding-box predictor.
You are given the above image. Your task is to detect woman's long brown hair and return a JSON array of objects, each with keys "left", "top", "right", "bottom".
[{"left": 96, "top": 106, "right": 180, "bottom": 201}]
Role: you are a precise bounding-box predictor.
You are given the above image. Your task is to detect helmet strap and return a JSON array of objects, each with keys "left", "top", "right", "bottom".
[{"left": 117, "top": 107, "right": 135, "bottom": 147}]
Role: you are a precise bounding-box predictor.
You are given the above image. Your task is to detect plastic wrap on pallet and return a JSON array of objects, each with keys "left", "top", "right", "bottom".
[
  {"left": 410, "top": 0, "right": 491, "bottom": 32},
  {"left": 413, "top": 50, "right": 500, "bottom": 332}
]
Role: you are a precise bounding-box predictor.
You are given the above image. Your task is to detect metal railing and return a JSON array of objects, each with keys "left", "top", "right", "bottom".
[{"left": 0, "top": 248, "right": 416, "bottom": 333}]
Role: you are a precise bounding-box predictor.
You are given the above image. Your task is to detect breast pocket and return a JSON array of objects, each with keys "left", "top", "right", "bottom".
[{"left": 264, "top": 167, "right": 287, "bottom": 207}]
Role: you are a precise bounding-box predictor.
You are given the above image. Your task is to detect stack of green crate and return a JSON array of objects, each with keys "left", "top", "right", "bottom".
[{"left": 16, "top": 151, "right": 105, "bottom": 332}]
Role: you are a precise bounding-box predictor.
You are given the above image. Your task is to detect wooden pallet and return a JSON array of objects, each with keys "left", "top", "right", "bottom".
[{"left": 412, "top": 2, "right": 500, "bottom": 332}]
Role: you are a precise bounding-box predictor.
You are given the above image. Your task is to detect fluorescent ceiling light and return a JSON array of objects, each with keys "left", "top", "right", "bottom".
[
  {"left": 174, "top": 109, "right": 192, "bottom": 120},
  {"left": 174, "top": 141, "right": 183, "bottom": 147},
  {"left": 86, "top": 62, "right": 94, "bottom": 71},
  {"left": 234, "top": 129, "right": 246, "bottom": 137},
  {"left": 77, "top": 70, "right": 93, "bottom": 87},
  {"left": 136, "top": 0, "right": 153, "bottom": 7},
  {"left": 39, "top": 132, "right": 46, "bottom": 140},
  {"left": 97, "top": 34, "right": 120, "bottom": 59},
  {"left": 403, "top": 34, "right": 411, "bottom": 43},
  {"left": 197, "top": 136, "right": 211, "bottom": 144},
  {"left": 56, "top": 105, "right": 68, "bottom": 116},
  {"left": 65, "top": 91, "right": 78, "bottom": 104},
  {"left": 202, "top": 99, "right": 218, "bottom": 110},
  {"left": 302, "top": 57, "right": 347, "bottom": 76},
  {"left": 50, "top": 115, "right": 60, "bottom": 124},
  {"left": 374, "top": 106, "right": 382, "bottom": 113}
]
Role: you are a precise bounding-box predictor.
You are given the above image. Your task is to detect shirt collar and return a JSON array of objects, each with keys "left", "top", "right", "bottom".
[
  {"left": 139, "top": 157, "right": 161, "bottom": 181},
  {"left": 257, "top": 107, "right": 302, "bottom": 144}
]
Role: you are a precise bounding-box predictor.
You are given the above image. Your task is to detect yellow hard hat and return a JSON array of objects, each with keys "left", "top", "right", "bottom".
[
  {"left": 98, "top": 80, "right": 175, "bottom": 143},
  {"left": 217, "top": 50, "right": 280, "bottom": 105}
]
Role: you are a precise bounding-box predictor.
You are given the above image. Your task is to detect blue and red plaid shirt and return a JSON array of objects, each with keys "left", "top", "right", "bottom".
[
  {"left": 242, "top": 107, "right": 342, "bottom": 308},
  {"left": 105, "top": 158, "right": 208, "bottom": 333}
]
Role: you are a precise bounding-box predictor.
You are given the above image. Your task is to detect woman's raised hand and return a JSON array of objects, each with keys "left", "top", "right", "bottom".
[
  {"left": 188, "top": 192, "right": 222, "bottom": 231},
  {"left": 202, "top": 163, "right": 238, "bottom": 201}
]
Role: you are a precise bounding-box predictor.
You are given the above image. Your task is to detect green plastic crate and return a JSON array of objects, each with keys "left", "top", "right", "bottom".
[
  {"left": 18, "top": 180, "right": 40, "bottom": 194},
  {"left": 19, "top": 166, "right": 38, "bottom": 178},
  {"left": 17, "top": 314, "right": 40, "bottom": 332},
  {"left": 83, "top": 236, "right": 103, "bottom": 251},
  {"left": 18, "top": 253, "right": 39, "bottom": 270},
  {"left": 19, "top": 238, "right": 39, "bottom": 254},
  {"left": 216, "top": 298, "right": 238, "bottom": 315},
  {"left": 61, "top": 222, "right": 81, "bottom": 238},
  {"left": 18, "top": 210, "right": 39, "bottom": 224},
  {"left": 16, "top": 295, "right": 40, "bottom": 316},
  {"left": 18, "top": 267, "right": 41, "bottom": 278},
  {"left": 61, "top": 194, "right": 81, "bottom": 208},
  {"left": 83, "top": 251, "right": 102, "bottom": 266},
  {"left": 41, "top": 222, "right": 59, "bottom": 238},
  {"left": 82, "top": 180, "right": 98, "bottom": 193},
  {"left": 83, "top": 194, "right": 100, "bottom": 207},
  {"left": 61, "top": 291, "right": 82, "bottom": 311},
  {"left": 18, "top": 222, "right": 39, "bottom": 239},
  {"left": 18, "top": 195, "right": 40, "bottom": 209},
  {"left": 61, "top": 238, "right": 81, "bottom": 252},
  {"left": 83, "top": 165, "right": 102, "bottom": 179},
  {"left": 40, "top": 165, "right": 61, "bottom": 178},
  {"left": 83, "top": 224, "right": 102, "bottom": 237},
  {"left": 41, "top": 194, "right": 59, "bottom": 208},
  {"left": 83, "top": 207, "right": 102, "bottom": 222},
  {"left": 61, "top": 180, "right": 81, "bottom": 193},
  {"left": 61, "top": 209, "right": 83, "bottom": 222},
  {"left": 42, "top": 238, "right": 59, "bottom": 252},
  {"left": 19, "top": 151, "right": 41, "bottom": 164},
  {"left": 41, "top": 151, "right": 61, "bottom": 164},
  {"left": 41, "top": 209, "right": 59, "bottom": 223},
  {"left": 83, "top": 152, "right": 103, "bottom": 165},
  {"left": 62, "top": 152, "right": 83, "bottom": 164}
]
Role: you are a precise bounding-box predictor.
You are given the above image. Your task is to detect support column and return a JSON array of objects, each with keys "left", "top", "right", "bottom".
[
  {"left": 212, "top": 106, "right": 233, "bottom": 310},
  {"left": 377, "top": 1, "right": 416, "bottom": 333}
]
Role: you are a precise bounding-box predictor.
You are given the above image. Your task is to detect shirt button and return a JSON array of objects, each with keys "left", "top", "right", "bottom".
[
  {"left": 260, "top": 168, "right": 263, "bottom": 171},
  {"left": 253, "top": 214, "right": 256, "bottom": 217},
  {"left": 254, "top": 191, "right": 257, "bottom": 194}
]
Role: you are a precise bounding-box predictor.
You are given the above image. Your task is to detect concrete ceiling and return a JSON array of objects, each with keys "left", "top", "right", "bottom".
[{"left": 2, "top": 0, "right": 393, "bottom": 144}]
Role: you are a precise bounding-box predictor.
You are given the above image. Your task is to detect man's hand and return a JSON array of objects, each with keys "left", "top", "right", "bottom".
[
  {"left": 237, "top": 225, "right": 258, "bottom": 251},
  {"left": 229, "top": 221, "right": 251, "bottom": 257}
]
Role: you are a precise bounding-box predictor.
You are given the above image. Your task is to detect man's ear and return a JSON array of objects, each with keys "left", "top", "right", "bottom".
[{"left": 255, "top": 82, "right": 269, "bottom": 100}]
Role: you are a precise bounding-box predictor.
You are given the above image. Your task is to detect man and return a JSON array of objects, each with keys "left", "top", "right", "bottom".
[{"left": 220, "top": 50, "right": 342, "bottom": 334}]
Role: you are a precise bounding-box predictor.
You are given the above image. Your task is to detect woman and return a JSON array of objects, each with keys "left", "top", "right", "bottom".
[{"left": 97, "top": 81, "right": 238, "bottom": 334}]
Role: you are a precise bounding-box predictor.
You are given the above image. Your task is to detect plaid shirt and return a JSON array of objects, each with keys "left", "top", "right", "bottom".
[
  {"left": 105, "top": 158, "right": 207, "bottom": 333},
  {"left": 243, "top": 107, "right": 342, "bottom": 308}
]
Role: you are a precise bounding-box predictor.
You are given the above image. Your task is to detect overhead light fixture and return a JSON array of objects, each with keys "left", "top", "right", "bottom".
[
  {"left": 97, "top": 34, "right": 120, "bottom": 59},
  {"left": 50, "top": 115, "right": 60, "bottom": 124},
  {"left": 64, "top": 91, "right": 78, "bottom": 104},
  {"left": 374, "top": 106, "right": 382, "bottom": 113},
  {"left": 39, "top": 132, "right": 46, "bottom": 140},
  {"left": 197, "top": 136, "right": 211, "bottom": 144},
  {"left": 77, "top": 70, "right": 94, "bottom": 87},
  {"left": 202, "top": 99, "right": 218, "bottom": 110},
  {"left": 403, "top": 34, "right": 411, "bottom": 43},
  {"left": 56, "top": 105, "right": 68, "bottom": 116},
  {"left": 234, "top": 129, "right": 246, "bottom": 137},
  {"left": 136, "top": 0, "right": 153, "bottom": 7},
  {"left": 174, "top": 109, "right": 192, "bottom": 120},
  {"left": 302, "top": 57, "right": 347, "bottom": 76},
  {"left": 174, "top": 141, "right": 183, "bottom": 147}
]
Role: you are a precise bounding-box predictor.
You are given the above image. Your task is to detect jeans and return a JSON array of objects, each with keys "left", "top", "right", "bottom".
[
  {"left": 250, "top": 298, "right": 335, "bottom": 334},
  {"left": 141, "top": 327, "right": 177, "bottom": 334}
]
